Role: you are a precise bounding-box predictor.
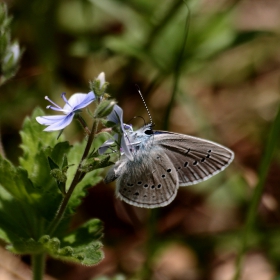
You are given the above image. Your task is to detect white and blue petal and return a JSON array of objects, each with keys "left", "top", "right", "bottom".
[
  {"left": 36, "top": 113, "right": 75, "bottom": 131},
  {"left": 100, "top": 104, "right": 134, "bottom": 160},
  {"left": 37, "top": 91, "right": 95, "bottom": 131},
  {"left": 36, "top": 115, "right": 67, "bottom": 125},
  {"left": 63, "top": 91, "right": 95, "bottom": 112},
  {"left": 121, "top": 135, "right": 133, "bottom": 160},
  {"left": 107, "top": 104, "right": 123, "bottom": 124}
]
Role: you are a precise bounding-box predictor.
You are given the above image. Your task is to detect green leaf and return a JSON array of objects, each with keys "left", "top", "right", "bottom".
[
  {"left": 8, "top": 219, "right": 104, "bottom": 265},
  {"left": 0, "top": 107, "right": 73, "bottom": 245},
  {"left": 0, "top": 107, "right": 105, "bottom": 256},
  {"left": 17, "top": 108, "right": 73, "bottom": 220},
  {"left": 0, "top": 184, "right": 39, "bottom": 243},
  {"left": 0, "top": 156, "right": 33, "bottom": 203},
  {"left": 19, "top": 107, "right": 60, "bottom": 171}
]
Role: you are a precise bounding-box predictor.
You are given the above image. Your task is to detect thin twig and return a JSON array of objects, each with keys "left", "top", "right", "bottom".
[{"left": 47, "top": 106, "right": 100, "bottom": 236}]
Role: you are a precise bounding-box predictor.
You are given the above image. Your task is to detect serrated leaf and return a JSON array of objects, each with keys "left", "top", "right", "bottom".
[
  {"left": 0, "top": 107, "right": 106, "bottom": 255},
  {"left": 0, "top": 175, "right": 43, "bottom": 243},
  {"left": 0, "top": 156, "right": 36, "bottom": 205},
  {"left": 19, "top": 108, "right": 62, "bottom": 172},
  {"left": 62, "top": 219, "right": 103, "bottom": 246},
  {"left": 0, "top": 108, "right": 73, "bottom": 243},
  {"left": 8, "top": 219, "right": 104, "bottom": 265},
  {"left": 15, "top": 108, "right": 73, "bottom": 220},
  {"left": 0, "top": 154, "right": 60, "bottom": 240}
]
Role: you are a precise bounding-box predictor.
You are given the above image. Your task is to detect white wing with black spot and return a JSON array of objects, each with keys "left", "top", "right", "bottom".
[
  {"left": 116, "top": 147, "right": 179, "bottom": 208},
  {"left": 154, "top": 131, "right": 234, "bottom": 186}
]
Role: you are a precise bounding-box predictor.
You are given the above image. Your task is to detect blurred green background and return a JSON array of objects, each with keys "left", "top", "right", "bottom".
[{"left": 1, "top": 0, "right": 280, "bottom": 279}]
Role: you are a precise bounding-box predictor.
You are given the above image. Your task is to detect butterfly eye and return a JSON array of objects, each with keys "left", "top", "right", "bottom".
[{"left": 144, "top": 129, "right": 153, "bottom": 135}]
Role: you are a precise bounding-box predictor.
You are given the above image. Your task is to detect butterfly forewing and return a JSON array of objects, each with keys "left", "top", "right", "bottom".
[
  {"left": 154, "top": 131, "right": 234, "bottom": 186},
  {"left": 116, "top": 148, "right": 179, "bottom": 208}
]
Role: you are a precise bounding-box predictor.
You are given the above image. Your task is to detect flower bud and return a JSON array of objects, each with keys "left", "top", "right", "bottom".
[
  {"left": 94, "top": 100, "right": 116, "bottom": 118},
  {"left": 89, "top": 72, "right": 109, "bottom": 97}
]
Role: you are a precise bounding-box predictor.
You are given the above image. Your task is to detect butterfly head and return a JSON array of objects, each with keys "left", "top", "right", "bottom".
[{"left": 125, "top": 123, "right": 154, "bottom": 145}]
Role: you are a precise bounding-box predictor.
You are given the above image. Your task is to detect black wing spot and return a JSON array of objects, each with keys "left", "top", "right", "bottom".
[
  {"left": 162, "top": 174, "right": 166, "bottom": 178},
  {"left": 178, "top": 167, "right": 181, "bottom": 170},
  {"left": 184, "top": 162, "right": 188, "bottom": 167},
  {"left": 144, "top": 184, "right": 148, "bottom": 188},
  {"left": 167, "top": 168, "right": 172, "bottom": 173},
  {"left": 201, "top": 158, "right": 205, "bottom": 162},
  {"left": 208, "top": 149, "right": 212, "bottom": 153},
  {"left": 193, "top": 160, "right": 198, "bottom": 165},
  {"left": 127, "top": 183, "right": 134, "bottom": 187},
  {"left": 151, "top": 185, "right": 155, "bottom": 189},
  {"left": 206, "top": 154, "right": 211, "bottom": 158},
  {"left": 137, "top": 181, "right": 142, "bottom": 185},
  {"left": 185, "top": 148, "right": 190, "bottom": 154},
  {"left": 157, "top": 184, "right": 162, "bottom": 188},
  {"left": 134, "top": 192, "right": 139, "bottom": 196}
]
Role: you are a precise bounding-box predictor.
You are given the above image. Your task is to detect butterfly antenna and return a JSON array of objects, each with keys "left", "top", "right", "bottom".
[{"left": 135, "top": 85, "right": 153, "bottom": 125}]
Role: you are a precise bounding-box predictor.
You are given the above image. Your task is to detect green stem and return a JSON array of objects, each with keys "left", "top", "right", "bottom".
[
  {"left": 47, "top": 119, "right": 99, "bottom": 236},
  {"left": 32, "top": 254, "right": 46, "bottom": 280},
  {"left": 163, "top": 5, "right": 190, "bottom": 130},
  {"left": 233, "top": 103, "right": 280, "bottom": 280},
  {"left": 141, "top": 209, "right": 159, "bottom": 280},
  {"left": 116, "top": 0, "right": 184, "bottom": 99},
  {"left": 143, "top": 0, "right": 183, "bottom": 50}
]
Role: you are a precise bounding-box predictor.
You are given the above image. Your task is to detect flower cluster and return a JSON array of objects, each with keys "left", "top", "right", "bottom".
[
  {"left": 36, "top": 72, "right": 134, "bottom": 161},
  {"left": 36, "top": 72, "right": 107, "bottom": 132}
]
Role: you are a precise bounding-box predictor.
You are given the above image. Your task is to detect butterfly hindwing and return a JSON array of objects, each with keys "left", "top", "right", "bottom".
[
  {"left": 116, "top": 147, "right": 179, "bottom": 208},
  {"left": 153, "top": 131, "right": 234, "bottom": 186}
]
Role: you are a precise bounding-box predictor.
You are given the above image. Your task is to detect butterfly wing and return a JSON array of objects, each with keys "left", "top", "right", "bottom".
[
  {"left": 153, "top": 131, "right": 234, "bottom": 186},
  {"left": 115, "top": 147, "right": 179, "bottom": 208}
]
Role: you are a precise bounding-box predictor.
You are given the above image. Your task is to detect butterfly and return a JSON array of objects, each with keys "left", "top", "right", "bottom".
[{"left": 103, "top": 122, "right": 234, "bottom": 208}]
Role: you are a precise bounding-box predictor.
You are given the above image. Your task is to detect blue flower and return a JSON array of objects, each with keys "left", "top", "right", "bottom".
[
  {"left": 36, "top": 91, "right": 95, "bottom": 131},
  {"left": 99, "top": 104, "right": 134, "bottom": 160}
]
